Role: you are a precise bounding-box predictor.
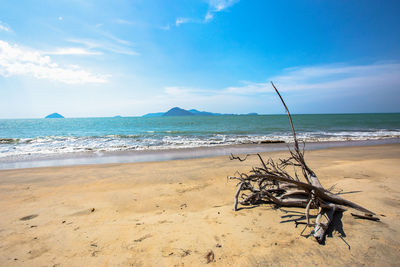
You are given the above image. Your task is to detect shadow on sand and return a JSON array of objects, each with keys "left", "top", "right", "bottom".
[{"left": 279, "top": 208, "right": 350, "bottom": 249}]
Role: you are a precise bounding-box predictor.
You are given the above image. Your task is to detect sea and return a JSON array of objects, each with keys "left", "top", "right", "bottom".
[{"left": 0, "top": 113, "right": 399, "bottom": 169}]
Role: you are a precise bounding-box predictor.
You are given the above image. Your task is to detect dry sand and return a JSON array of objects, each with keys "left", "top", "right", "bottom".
[{"left": 0, "top": 144, "right": 399, "bottom": 266}]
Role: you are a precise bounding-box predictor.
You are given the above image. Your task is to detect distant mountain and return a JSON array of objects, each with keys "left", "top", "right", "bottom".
[
  {"left": 45, "top": 113, "right": 64, "bottom": 118},
  {"left": 113, "top": 115, "right": 122, "bottom": 118},
  {"left": 142, "top": 112, "right": 165, "bottom": 117},
  {"left": 163, "top": 107, "right": 194, "bottom": 116},
  {"left": 142, "top": 107, "right": 258, "bottom": 117}
]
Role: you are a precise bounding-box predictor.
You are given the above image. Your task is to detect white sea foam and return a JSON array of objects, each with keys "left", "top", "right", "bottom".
[{"left": 0, "top": 129, "right": 399, "bottom": 161}]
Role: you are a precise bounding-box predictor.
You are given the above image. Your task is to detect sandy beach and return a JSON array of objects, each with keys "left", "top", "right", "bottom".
[{"left": 0, "top": 143, "right": 399, "bottom": 266}]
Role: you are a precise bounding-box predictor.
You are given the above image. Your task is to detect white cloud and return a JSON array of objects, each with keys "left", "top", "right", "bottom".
[
  {"left": 224, "top": 82, "right": 269, "bottom": 95},
  {"left": 164, "top": 63, "right": 400, "bottom": 98},
  {"left": 204, "top": 12, "right": 214, "bottom": 22},
  {"left": 44, "top": 47, "right": 102, "bottom": 56},
  {"left": 271, "top": 63, "right": 400, "bottom": 92},
  {"left": 141, "top": 85, "right": 254, "bottom": 114},
  {"left": 154, "top": 62, "right": 400, "bottom": 114},
  {"left": 223, "top": 62, "right": 400, "bottom": 95},
  {"left": 204, "top": 0, "right": 239, "bottom": 22},
  {"left": 58, "top": 16, "right": 63, "bottom": 21},
  {"left": 101, "top": 32, "right": 131, "bottom": 46},
  {"left": 0, "top": 40, "right": 108, "bottom": 84},
  {"left": 208, "top": 0, "right": 239, "bottom": 12},
  {"left": 164, "top": 86, "right": 215, "bottom": 97},
  {"left": 68, "top": 38, "right": 138, "bottom": 56},
  {"left": 115, "top": 19, "right": 133, "bottom": 25},
  {"left": 0, "top": 21, "right": 11, "bottom": 32},
  {"left": 174, "top": 0, "right": 239, "bottom": 26},
  {"left": 164, "top": 86, "right": 188, "bottom": 95},
  {"left": 176, "top": 17, "right": 191, "bottom": 26}
]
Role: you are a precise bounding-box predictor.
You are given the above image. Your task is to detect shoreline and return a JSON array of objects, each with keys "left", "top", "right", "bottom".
[
  {"left": 0, "top": 144, "right": 399, "bottom": 265},
  {"left": 0, "top": 138, "right": 398, "bottom": 170}
]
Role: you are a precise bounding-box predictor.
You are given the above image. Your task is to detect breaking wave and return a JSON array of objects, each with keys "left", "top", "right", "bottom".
[{"left": 1, "top": 130, "right": 399, "bottom": 160}]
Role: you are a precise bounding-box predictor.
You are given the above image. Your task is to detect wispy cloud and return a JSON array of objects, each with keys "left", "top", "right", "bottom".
[
  {"left": 0, "top": 21, "right": 11, "bottom": 32},
  {"left": 65, "top": 25, "right": 138, "bottom": 55},
  {"left": 175, "top": 17, "right": 192, "bottom": 27},
  {"left": 44, "top": 47, "right": 102, "bottom": 56},
  {"left": 101, "top": 31, "right": 131, "bottom": 46},
  {"left": 155, "top": 62, "right": 400, "bottom": 114},
  {"left": 138, "top": 85, "right": 252, "bottom": 114},
  {"left": 67, "top": 38, "right": 138, "bottom": 56},
  {"left": 224, "top": 62, "right": 400, "bottom": 95},
  {"left": 175, "top": 0, "right": 239, "bottom": 26},
  {"left": 204, "top": 12, "right": 214, "bottom": 22},
  {"left": 208, "top": 0, "right": 239, "bottom": 12},
  {"left": 0, "top": 40, "right": 108, "bottom": 84},
  {"left": 204, "top": 0, "right": 239, "bottom": 22},
  {"left": 115, "top": 19, "right": 134, "bottom": 25},
  {"left": 164, "top": 86, "right": 215, "bottom": 96}
]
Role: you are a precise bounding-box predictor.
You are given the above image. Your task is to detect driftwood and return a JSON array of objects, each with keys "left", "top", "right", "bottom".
[{"left": 229, "top": 82, "right": 379, "bottom": 244}]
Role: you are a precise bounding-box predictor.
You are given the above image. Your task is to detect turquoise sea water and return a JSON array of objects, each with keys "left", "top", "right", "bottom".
[{"left": 0, "top": 113, "right": 399, "bottom": 161}]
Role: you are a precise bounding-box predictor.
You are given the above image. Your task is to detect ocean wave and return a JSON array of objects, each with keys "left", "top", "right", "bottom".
[{"left": 0, "top": 130, "right": 399, "bottom": 160}]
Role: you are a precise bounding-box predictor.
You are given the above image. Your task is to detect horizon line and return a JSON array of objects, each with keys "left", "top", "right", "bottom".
[{"left": 1, "top": 111, "right": 400, "bottom": 120}]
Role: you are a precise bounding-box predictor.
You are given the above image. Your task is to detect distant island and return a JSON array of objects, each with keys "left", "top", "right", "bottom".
[
  {"left": 163, "top": 107, "right": 194, "bottom": 116},
  {"left": 143, "top": 107, "right": 258, "bottom": 117},
  {"left": 45, "top": 113, "right": 64, "bottom": 118}
]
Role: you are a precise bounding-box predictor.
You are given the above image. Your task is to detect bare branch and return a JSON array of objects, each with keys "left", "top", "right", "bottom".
[{"left": 229, "top": 82, "right": 376, "bottom": 244}]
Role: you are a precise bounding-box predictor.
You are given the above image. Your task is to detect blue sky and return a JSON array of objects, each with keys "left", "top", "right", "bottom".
[{"left": 0, "top": 0, "right": 400, "bottom": 118}]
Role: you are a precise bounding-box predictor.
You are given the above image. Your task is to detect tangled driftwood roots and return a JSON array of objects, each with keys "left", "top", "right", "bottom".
[{"left": 229, "top": 82, "right": 379, "bottom": 244}]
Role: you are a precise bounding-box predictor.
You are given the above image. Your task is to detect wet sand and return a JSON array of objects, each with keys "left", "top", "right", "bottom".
[
  {"left": 0, "top": 144, "right": 399, "bottom": 266},
  {"left": 1, "top": 138, "right": 397, "bottom": 170}
]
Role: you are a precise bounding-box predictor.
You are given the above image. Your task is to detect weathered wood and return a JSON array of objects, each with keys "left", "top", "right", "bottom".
[
  {"left": 305, "top": 197, "right": 313, "bottom": 225},
  {"left": 351, "top": 213, "right": 380, "bottom": 221},
  {"left": 230, "top": 82, "right": 377, "bottom": 244},
  {"left": 313, "top": 203, "right": 337, "bottom": 243},
  {"left": 234, "top": 182, "right": 244, "bottom": 211}
]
